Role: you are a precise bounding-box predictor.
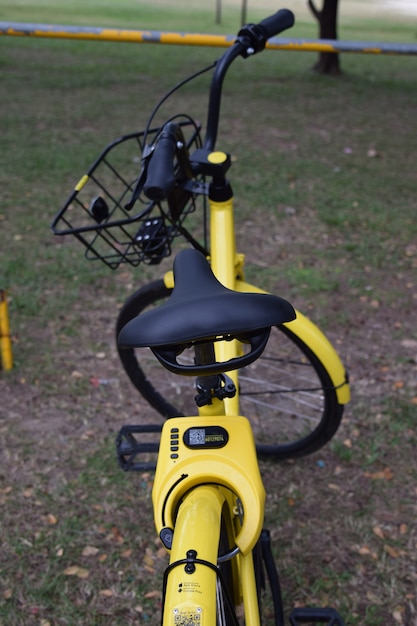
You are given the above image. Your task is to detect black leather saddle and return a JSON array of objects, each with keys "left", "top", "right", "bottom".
[{"left": 118, "top": 249, "right": 295, "bottom": 375}]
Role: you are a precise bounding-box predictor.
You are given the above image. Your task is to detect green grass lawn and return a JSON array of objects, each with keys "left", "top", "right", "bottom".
[{"left": 1, "top": 2, "right": 417, "bottom": 625}]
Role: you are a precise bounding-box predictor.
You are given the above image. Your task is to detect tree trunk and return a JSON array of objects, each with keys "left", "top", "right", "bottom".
[
  {"left": 215, "top": 0, "right": 221, "bottom": 25},
  {"left": 308, "top": 0, "right": 341, "bottom": 75},
  {"left": 241, "top": 0, "right": 248, "bottom": 26}
]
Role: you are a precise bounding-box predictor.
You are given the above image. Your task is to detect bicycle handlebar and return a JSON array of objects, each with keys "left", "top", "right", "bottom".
[
  {"left": 143, "top": 8, "right": 295, "bottom": 202},
  {"left": 255, "top": 8, "right": 295, "bottom": 42},
  {"left": 144, "top": 123, "right": 178, "bottom": 202}
]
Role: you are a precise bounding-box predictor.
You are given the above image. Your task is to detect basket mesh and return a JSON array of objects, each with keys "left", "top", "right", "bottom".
[{"left": 52, "top": 122, "right": 202, "bottom": 269}]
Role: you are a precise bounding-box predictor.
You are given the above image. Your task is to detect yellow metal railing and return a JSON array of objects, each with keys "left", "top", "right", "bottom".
[{"left": 1, "top": 22, "right": 417, "bottom": 55}]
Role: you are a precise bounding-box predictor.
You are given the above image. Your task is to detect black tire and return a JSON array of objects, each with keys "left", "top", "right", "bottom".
[{"left": 116, "top": 279, "right": 344, "bottom": 460}]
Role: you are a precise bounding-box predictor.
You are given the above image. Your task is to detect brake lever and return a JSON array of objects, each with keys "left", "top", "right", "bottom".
[{"left": 124, "top": 144, "right": 154, "bottom": 210}]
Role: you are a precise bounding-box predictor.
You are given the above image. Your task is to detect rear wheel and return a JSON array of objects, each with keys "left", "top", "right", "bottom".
[
  {"left": 216, "top": 498, "right": 266, "bottom": 625},
  {"left": 116, "top": 279, "right": 344, "bottom": 459},
  {"left": 216, "top": 520, "right": 283, "bottom": 625},
  {"left": 216, "top": 510, "right": 240, "bottom": 625}
]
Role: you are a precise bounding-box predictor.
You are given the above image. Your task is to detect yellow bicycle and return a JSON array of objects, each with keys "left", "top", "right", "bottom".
[{"left": 53, "top": 8, "right": 349, "bottom": 624}]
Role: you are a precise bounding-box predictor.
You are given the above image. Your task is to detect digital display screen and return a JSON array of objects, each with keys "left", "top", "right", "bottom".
[{"left": 184, "top": 426, "right": 228, "bottom": 449}]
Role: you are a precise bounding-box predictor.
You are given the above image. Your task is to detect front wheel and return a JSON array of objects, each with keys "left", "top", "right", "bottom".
[{"left": 116, "top": 279, "right": 344, "bottom": 460}]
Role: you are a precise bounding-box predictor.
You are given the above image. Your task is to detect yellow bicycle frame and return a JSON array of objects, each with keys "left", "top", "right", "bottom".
[{"left": 154, "top": 155, "right": 350, "bottom": 624}]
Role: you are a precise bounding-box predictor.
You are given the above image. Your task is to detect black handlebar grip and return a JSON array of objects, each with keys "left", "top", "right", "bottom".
[
  {"left": 144, "top": 124, "right": 178, "bottom": 202},
  {"left": 258, "top": 8, "right": 295, "bottom": 40},
  {"left": 236, "top": 9, "right": 294, "bottom": 56}
]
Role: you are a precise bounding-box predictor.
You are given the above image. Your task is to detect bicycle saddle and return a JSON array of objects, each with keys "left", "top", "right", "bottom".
[{"left": 118, "top": 249, "right": 296, "bottom": 375}]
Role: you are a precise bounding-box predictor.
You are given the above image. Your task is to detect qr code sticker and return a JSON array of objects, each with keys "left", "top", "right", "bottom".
[
  {"left": 189, "top": 429, "right": 205, "bottom": 446},
  {"left": 173, "top": 609, "right": 202, "bottom": 624}
]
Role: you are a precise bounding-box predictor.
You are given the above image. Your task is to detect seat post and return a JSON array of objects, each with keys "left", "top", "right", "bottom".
[
  {"left": 194, "top": 342, "right": 222, "bottom": 396},
  {"left": 194, "top": 342, "right": 230, "bottom": 415}
]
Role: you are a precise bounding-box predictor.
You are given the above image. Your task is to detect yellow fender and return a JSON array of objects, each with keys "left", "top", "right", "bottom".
[{"left": 234, "top": 279, "right": 350, "bottom": 406}]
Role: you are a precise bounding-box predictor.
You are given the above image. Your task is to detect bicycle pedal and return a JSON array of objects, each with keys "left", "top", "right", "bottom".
[
  {"left": 289, "top": 607, "right": 345, "bottom": 625},
  {"left": 116, "top": 424, "right": 162, "bottom": 472}
]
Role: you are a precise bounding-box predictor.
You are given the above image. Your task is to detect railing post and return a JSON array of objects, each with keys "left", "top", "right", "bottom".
[{"left": 0, "top": 290, "right": 13, "bottom": 370}]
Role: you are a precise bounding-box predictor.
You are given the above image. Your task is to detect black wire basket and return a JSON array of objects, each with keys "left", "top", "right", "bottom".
[{"left": 52, "top": 120, "right": 203, "bottom": 269}]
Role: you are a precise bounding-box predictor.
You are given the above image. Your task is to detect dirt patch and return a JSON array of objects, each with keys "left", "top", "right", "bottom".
[{"left": 1, "top": 251, "right": 416, "bottom": 624}]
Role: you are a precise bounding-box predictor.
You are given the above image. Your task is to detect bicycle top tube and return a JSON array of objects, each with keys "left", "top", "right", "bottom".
[{"left": 203, "top": 9, "right": 295, "bottom": 151}]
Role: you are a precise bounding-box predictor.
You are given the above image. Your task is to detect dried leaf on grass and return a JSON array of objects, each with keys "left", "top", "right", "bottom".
[
  {"left": 364, "top": 466, "right": 394, "bottom": 480},
  {"left": 358, "top": 545, "right": 378, "bottom": 559},
  {"left": 82, "top": 545, "right": 100, "bottom": 557},
  {"left": 63, "top": 565, "right": 89, "bottom": 578},
  {"left": 106, "top": 526, "right": 124, "bottom": 544},
  {"left": 384, "top": 544, "right": 402, "bottom": 559},
  {"left": 121, "top": 549, "right": 132, "bottom": 558},
  {"left": 156, "top": 547, "right": 167, "bottom": 559},
  {"left": 144, "top": 552, "right": 154, "bottom": 566},
  {"left": 393, "top": 609, "right": 405, "bottom": 624},
  {"left": 373, "top": 525, "right": 385, "bottom": 540}
]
